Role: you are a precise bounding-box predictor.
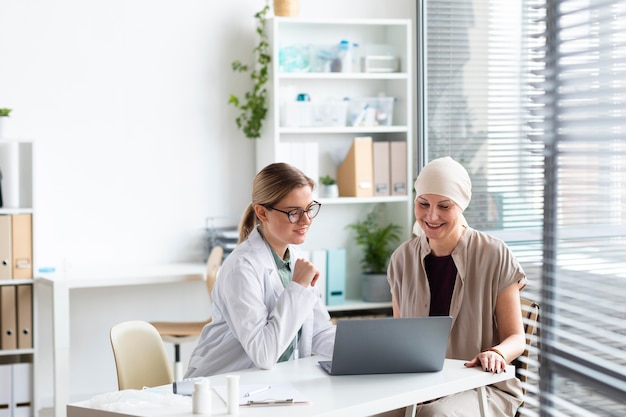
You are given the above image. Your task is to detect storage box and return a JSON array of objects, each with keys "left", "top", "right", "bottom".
[
  {"left": 359, "top": 43, "right": 400, "bottom": 73},
  {"left": 362, "top": 55, "right": 399, "bottom": 73},
  {"left": 348, "top": 97, "right": 394, "bottom": 127},
  {"left": 281, "top": 101, "right": 348, "bottom": 127}
]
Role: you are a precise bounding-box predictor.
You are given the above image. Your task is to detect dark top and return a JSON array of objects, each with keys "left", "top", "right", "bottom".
[{"left": 425, "top": 253, "right": 457, "bottom": 316}]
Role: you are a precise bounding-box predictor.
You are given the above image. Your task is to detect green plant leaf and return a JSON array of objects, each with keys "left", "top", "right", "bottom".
[
  {"left": 346, "top": 205, "right": 402, "bottom": 274},
  {"left": 228, "top": 5, "right": 270, "bottom": 139},
  {"left": 319, "top": 175, "right": 336, "bottom": 185}
]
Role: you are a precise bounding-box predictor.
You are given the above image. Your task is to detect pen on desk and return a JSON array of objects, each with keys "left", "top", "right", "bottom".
[
  {"left": 244, "top": 385, "right": 271, "bottom": 397},
  {"left": 246, "top": 399, "right": 294, "bottom": 406}
]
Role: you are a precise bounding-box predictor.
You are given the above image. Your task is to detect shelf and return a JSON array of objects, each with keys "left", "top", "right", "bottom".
[
  {"left": 0, "top": 139, "right": 35, "bottom": 415},
  {"left": 273, "top": 16, "right": 412, "bottom": 26},
  {"left": 0, "top": 208, "right": 34, "bottom": 215},
  {"left": 260, "top": 17, "right": 413, "bottom": 303},
  {"left": 0, "top": 348, "right": 35, "bottom": 357},
  {"left": 0, "top": 278, "right": 34, "bottom": 286},
  {"left": 278, "top": 126, "right": 409, "bottom": 135},
  {"left": 279, "top": 72, "right": 409, "bottom": 80},
  {"left": 326, "top": 298, "right": 392, "bottom": 312},
  {"left": 317, "top": 195, "right": 409, "bottom": 205}
]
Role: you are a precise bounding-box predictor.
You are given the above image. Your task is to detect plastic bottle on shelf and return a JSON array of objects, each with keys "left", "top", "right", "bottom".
[
  {"left": 339, "top": 40, "right": 352, "bottom": 73},
  {"left": 331, "top": 40, "right": 352, "bottom": 73},
  {"left": 351, "top": 42, "right": 360, "bottom": 72}
]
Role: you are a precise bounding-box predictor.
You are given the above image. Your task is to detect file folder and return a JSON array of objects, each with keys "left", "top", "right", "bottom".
[
  {"left": 16, "top": 285, "right": 32, "bottom": 349},
  {"left": 326, "top": 248, "right": 346, "bottom": 306},
  {"left": 337, "top": 137, "right": 374, "bottom": 197},
  {"left": 277, "top": 142, "right": 319, "bottom": 198},
  {"left": 0, "top": 364, "right": 11, "bottom": 417},
  {"left": 0, "top": 215, "right": 11, "bottom": 280},
  {"left": 11, "top": 214, "right": 32, "bottom": 279},
  {"left": 311, "top": 249, "right": 327, "bottom": 305},
  {"left": 390, "top": 141, "right": 408, "bottom": 195},
  {"left": 373, "top": 141, "right": 391, "bottom": 196},
  {"left": 1, "top": 285, "right": 17, "bottom": 350},
  {"left": 12, "top": 362, "right": 32, "bottom": 417}
]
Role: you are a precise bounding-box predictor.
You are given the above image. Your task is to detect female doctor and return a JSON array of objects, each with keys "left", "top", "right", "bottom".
[{"left": 185, "top": 162, "right": 336, "bottom": 377}]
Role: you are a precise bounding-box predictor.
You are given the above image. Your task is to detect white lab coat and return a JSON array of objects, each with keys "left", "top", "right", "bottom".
[{"left": 185, "top": 227, "right": 336, "bottom": 377}]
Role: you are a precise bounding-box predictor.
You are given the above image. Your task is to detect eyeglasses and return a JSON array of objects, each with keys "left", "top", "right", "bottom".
[{"left": 264, "top": 201, "right": 322, "bottom": 224}]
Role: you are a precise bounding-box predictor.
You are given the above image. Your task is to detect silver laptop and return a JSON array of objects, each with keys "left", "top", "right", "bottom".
[{"left": 319, "top": 316, "right": 452, "bottom": 375}]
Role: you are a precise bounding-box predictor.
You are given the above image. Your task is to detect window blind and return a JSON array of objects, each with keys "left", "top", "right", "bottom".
[
  {"left": 422, "top": 0, "right": 545, "bottom": 246},
  {"left": 421, "top": 0, "right": 626, "bottom": 415},
  {"left": 420, "top": 2, "right": 545, "bottom": 409},
  {"left": 533, "top": 0, "right": 626, "bottom": 415}
]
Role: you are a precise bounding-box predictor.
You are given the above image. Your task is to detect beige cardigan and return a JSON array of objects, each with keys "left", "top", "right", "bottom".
[{"left": 388, "top": 227, "right": 526, "bottom": 405}]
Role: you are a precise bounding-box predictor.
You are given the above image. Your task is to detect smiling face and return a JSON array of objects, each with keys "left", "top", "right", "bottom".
[
  {"left": 254, "top": 185, "right": 315, "bottom": 257},
  {"left": 415, "top": 194, "right": 465, "bottom": 254}
]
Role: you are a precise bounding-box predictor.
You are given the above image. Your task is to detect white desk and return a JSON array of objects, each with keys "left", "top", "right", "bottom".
[
  {"left": 36, "top": 263, "right": 207, "bottom": 417},
  {"left": 67, "top": 355, "right": 515, "bottom": 417}
]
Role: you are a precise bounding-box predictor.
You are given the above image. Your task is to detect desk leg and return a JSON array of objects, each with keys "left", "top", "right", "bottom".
[
  {"left": 404, "top": 405, "right": 416, "bottom": 417},
  {"left": 52, "top": 283, "right": 70, "bottom": 417},
  {"left": 478, "top": 386, "right": 491, "bottom": 417}
]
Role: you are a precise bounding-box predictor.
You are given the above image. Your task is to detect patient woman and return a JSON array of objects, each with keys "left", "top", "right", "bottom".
[
  {"left": 384, "top": 156, "right": 526, "bottom": 417},
  {"left": 185, "top": 162, "right": 335, "bottom": 377}
]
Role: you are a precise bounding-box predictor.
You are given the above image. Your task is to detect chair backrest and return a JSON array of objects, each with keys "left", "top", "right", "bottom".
[
  {"left": 520, "top": 298, "right": 539, "bottom": 357},
  {"left": 205, "top": 245, "right": 224, "bottom": 301},
  {"left": 514, "top": 297, "right": 540, "bottom": 417},
  {"left": 110, "top": 320, "right": 174, "bottom": 390}
]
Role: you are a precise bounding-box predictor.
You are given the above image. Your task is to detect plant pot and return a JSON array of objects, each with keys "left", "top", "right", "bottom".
[
  {"left": 361, "top": 273, "right": 392, "bottom": 302},
  {"left": 319, "top": 184, "right": 339, "bottom": 198},
  {"left": 274, "top": 0, "right": 300, "bottom": 17}
]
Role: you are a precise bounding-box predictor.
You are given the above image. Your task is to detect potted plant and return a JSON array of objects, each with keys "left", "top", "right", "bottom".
[
  {"left": 346, "top": 205, "right": 402, "bottom": 302},
  {"left": 228, "top": 5, "right": 271, "bottom": 139},
  {"left": 0, "top": 108, "right": 12, "bottom": 138},
  {"left": 319, "top": 175, "right": 339, "bottom": 198}
]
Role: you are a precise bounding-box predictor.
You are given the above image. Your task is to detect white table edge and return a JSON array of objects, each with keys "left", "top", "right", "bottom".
[{"left": 67, "top": 356, "right": 515, "bottom": 417}]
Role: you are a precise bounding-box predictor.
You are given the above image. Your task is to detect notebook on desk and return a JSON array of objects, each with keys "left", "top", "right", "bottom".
[{"left": 319, "top": 316, "right": 452, "bottom": 375}]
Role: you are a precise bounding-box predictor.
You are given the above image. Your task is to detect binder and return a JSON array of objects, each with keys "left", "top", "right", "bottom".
[
  {"left": 0, "top": 215, "right": 11, "bottom": 280},
  {"left": 310, "top": 249, "right": 327, "bottom": 305},
  {"left": 326, "top": 248, "right": 346, "bottom": 306},
  {"left": 337, "top": 137, "right": 374, "bottom": 197},
  {"left": 16, "top": 285, "right": 32, "bottom": 349},
  {"left": 390, "top": 141, "right": 408, "bottom": 195},
  {"left": 11, "top": 214, "right": 32, "bottom": 279},
  {"left": 372, "top": 141, "right": 391, "bottom": 196},
  {"left": 0, "top": 364, "right": 11, "bottom": 417},
  {"left": 12, "top": 362, "right": 32, "bottom": 417},
  {"left": 1, "top": 285, "right": 17, "bottom": 350},
  {"left": 277, "top": 142, "right": 319, "bottom": 196}
]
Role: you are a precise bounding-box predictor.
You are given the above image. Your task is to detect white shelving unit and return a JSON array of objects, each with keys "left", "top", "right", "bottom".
[
  {"left": 258, "top": 18, "right": 413, "bottom": 309},
  {"left": 0, "top": 139, "right": 35, "bottom": 417}
]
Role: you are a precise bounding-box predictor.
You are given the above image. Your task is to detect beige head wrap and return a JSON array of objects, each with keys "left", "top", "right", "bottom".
[{"left": 412, "top": 156, "right": 472, "bottom": 235}]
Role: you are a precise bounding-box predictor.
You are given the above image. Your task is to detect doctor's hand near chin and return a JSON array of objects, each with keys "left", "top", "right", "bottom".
[{"left": 292, "top": 258, "right": 320, "bottom": 288}]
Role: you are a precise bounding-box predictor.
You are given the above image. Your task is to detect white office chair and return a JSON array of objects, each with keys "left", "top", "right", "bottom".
[
  {"left": 110, "top": 320, "right": 174, "bottom": 390},
  {"left": 150, "top": 245, "right": 223, "bottom": 379}
]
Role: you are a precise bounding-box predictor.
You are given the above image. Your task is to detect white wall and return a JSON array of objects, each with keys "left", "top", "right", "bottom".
[{"left": 0, "top": 0, "right": 415, "bottom": 408}]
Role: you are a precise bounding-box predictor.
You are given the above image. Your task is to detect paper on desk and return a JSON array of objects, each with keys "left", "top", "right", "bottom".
[{"left": 213, "top": 383, "right": 310, "bottom": 406}]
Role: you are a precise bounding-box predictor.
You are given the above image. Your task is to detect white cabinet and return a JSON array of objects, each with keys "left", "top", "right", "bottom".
[
  {"left": 257, "top": 18, "right": 413, "bottom": 303},
  {"left": 0, "top": 140, "right": 35, "bottom": 417}
]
